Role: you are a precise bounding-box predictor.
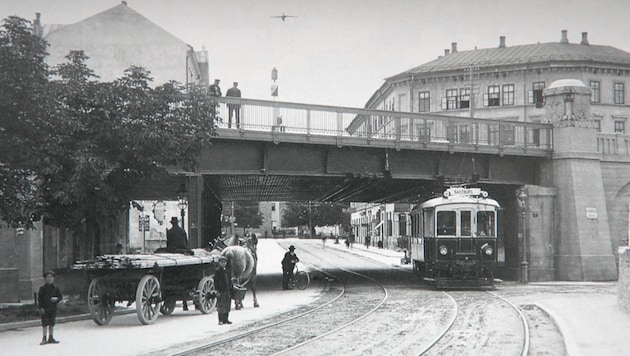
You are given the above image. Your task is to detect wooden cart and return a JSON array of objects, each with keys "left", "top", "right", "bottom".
[{"left": 72, "top": 249, "right": 220, "bottom": 325}]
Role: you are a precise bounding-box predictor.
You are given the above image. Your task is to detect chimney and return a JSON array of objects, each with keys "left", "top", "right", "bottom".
[
  {"left": 561, "top": 30, "right": 569, "bottom": 43},
  {"left": 499, "top": 36, "right": 506, "bottom": 48},
  {"left": 451, "top": 42, "right": 458, "bottom": 53},
  {"left": 121, "top": 1, "right": 128, "bottom": 5},
  {"left": 32, "top": 12, "right": 42, "bottom": 37},
  {"left": 581, "top": 32, "right": 589, "bottom": 45},
  {"left": 444, "top": 49, "right": 450, "bottom": 56}
]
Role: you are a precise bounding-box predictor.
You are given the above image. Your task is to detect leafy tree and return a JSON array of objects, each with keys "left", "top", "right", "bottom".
[
  {"left": 0, "top": 16, "right": 219, "bottom": 258},
  {"left": 233, "top": 201, "right": 263, "bottom": 235},
  {"left": 282, "top": 201, "right": 350, "bottom": 235},
  {"left": 0, "top": 16, "right": 50, "bottom": 228}
]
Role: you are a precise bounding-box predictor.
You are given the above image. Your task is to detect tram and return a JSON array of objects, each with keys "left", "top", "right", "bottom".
[{"left": 409, "top": 186, "right": 501, "bottom": 288}]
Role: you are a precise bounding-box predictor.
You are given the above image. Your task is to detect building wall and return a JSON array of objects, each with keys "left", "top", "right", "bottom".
[{"left": 42, "top": 3, "right": 207, "bottom": 87}]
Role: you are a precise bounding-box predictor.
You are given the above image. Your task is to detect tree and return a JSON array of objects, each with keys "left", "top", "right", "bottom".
[
  {"left": 282, "top": 201, "right": 350, "bottom": 236},
  {"left": 0, "top": 16, "right": 51, "bottom": 228},
  {"left": 233, "top": 201, "right": 263, "bottom": 235},
  {"left": 0, "top": 16, "right": 219, "bottom": 258}
]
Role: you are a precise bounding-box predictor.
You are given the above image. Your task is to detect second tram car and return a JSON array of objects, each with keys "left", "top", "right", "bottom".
[{"left": 409, "top": 187, "right": 501, "bottom": 288}]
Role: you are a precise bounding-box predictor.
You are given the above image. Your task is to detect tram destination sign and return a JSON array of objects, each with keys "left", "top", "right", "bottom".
[{"left": 444, "top": 187, "right": 485, "bottom": 198}]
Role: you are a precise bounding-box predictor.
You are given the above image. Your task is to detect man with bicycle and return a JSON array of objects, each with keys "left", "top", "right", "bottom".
[{"left": 281, "top": 245, "right": 299, "bottom": 290}]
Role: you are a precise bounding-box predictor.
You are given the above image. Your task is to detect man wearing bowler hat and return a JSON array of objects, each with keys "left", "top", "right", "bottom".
[
  {"left": 281, "top": 245, "right": 300, "bottom": 290},
  {"left": 167, "top": 216, "right": 188, "bottom": 250}
]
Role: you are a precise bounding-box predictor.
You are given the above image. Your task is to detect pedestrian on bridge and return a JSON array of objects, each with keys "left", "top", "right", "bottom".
[
  {"left": 226, "top": 81, "right": 241, "bottom": 128},
  {"left": 209, "top": 79, "right": 222, "bottom": 97}
]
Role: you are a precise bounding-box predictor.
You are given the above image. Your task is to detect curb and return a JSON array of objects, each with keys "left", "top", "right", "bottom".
[{"left": 0, "top": 309, "right": 136, "bottom": 332}]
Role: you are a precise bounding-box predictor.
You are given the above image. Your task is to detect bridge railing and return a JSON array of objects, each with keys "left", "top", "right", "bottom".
[{"left": 216, "top": 97, "right": 553, "bottom": 151}]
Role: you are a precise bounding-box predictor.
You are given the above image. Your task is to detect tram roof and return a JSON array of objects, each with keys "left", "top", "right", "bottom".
[{"left": 418, "top": 195, "right": 501, "bottom": 209}]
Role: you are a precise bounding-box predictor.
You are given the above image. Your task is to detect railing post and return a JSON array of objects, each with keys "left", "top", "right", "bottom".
[
  {"left": 306, "top": 109, "right": 311, "bottom": 136},
  {"left": 395, "top": 116, "right": 401, "bottom": 141},
  {"left": 337, "top": 111, "right": 343, "bottom": 136}
]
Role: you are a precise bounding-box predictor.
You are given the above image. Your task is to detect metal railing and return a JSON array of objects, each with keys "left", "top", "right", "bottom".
[{"left": 215, "top": 97, "right": 553, "bottom": 153}]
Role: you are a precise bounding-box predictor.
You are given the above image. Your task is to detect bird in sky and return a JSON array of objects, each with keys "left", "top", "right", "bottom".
[{"left": 270, "top": 13, "right": 297, "bottom": 21}]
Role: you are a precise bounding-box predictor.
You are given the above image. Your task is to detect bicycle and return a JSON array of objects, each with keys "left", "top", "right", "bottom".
[{"left": 291, "top": 264, "right": 310, "bottom": 290}]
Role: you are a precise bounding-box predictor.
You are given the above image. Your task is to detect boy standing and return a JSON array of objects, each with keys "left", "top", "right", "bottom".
[
  {"left": 214, "top": 256, "right": 232, "bottom": 325},
  {"left": 38, "top": 270, "right": 62, "bottom": 345}
]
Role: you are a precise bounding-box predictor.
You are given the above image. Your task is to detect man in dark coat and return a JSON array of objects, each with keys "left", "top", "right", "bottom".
[
  {"left": 214, "top": 256, "right": 232, "bottom": 325},
  {"left": 209, "top": 79, "right": 222, "bottom": 97},
  {"left": 281, "top": 245, "right": 299, "bottom": 290},
  {"left": 166, "top": 217, "right": 188, "bottom": 250},
  {"left": 225, "top": 81, "right": 241, "bottom": 128}
]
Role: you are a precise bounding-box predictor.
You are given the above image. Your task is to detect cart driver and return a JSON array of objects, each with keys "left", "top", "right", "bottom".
[{"left": 167, "top": 217, "right": 188, "bottom": 250}]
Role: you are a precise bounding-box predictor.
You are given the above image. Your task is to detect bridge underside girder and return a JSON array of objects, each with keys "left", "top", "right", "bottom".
[{"left": 191, "top": 139, "right": 540, "bottom": 203}]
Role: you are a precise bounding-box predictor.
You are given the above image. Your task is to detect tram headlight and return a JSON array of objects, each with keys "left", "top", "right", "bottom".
[
  {"left": 481, "top": 243, "right": 493, "bottom": 256},
  {"left": 439, "top": 245, "right": 448, "bottom": 256}
]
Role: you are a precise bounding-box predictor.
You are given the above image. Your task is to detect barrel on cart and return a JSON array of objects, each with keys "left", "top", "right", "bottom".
[{"left": 72, "top": 249, "right": 220, "bottom": 325}]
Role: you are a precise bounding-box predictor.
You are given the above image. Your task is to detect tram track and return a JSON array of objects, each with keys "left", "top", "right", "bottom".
[
  {"left": 419, "top": 290, "right": 530, "bottom": 356},
  {"left": 163, "top": 242, "right": 388, "bottom": 355}
]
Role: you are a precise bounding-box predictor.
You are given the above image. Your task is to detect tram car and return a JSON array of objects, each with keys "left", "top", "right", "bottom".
[{"left": 409, "top": 186, "right": 501, "bottom": 288}]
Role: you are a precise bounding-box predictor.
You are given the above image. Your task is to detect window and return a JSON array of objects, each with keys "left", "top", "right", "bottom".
[
  {"left": 437, "top": 211, "right": 456, "bottom": 236},
  {"left": 271, "top": 204, "right": 276, "bottom": 211},
  {"left": 423, "top": 210, "right": 435, "bottom": 237},
  {"left": 615, "top": 121, "right": 625, "bottom": 134},
  {"left": 529, "top": 82, "right": 545, "bottom": 108},
  {"left": 595, "top": 120, "right": 601, "bottom": 132},
  {"left": 461, "top": 211, "right": 472, "bottom": 236},
  {"left": 459, "top": 88, "right": 470, "bottom": 109},
  {"left": 590, "top": 81, "right": 600, "bottom": 103},
  {"left": 441, "top": 89, "right": 458, "bottom": 110},
  {"left": 614, "top": 83, "right": 625, "bottom": 105},
  {"left": 502, "top": 84, "right": 515, "bottom": 106},
  {"left": 418, "top": 91, "right": 430, "bottom": 112},
  {"left": 484, "top": 85, "right": 500, "bottom": 107},
  {"left": 477, "top": 211, "right": 495, "bottom": 236}
]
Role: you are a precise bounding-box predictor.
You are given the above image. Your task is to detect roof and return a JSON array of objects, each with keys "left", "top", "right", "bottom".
[{"left": 389, "top": 42, "right": 630, "bottom": 80}]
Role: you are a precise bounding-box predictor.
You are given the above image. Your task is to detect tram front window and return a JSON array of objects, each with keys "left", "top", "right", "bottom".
[
  {"left": 437, "top": 211, "right": 456, "bottom": 236},
  {"left": 477, "top": 211, "right": 495, "bottom": 236},
  {"left": 461, "top": 211, "right": 472, "bottom": 236}
]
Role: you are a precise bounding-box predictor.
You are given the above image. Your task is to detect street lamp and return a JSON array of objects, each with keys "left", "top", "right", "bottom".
[
  {"left": 176, "top": 182, "right": 188, "bottom": 232},
  {"left": 517, "top": 189, "right": 528, "bottom": 284}
]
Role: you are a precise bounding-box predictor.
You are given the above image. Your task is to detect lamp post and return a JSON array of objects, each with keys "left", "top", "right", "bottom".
[
  {"left": 517, "top": 189, "right": 528, "bottom": 284},
  {"left": 176, "top": 183, "right": 188, "bottom": 233}
]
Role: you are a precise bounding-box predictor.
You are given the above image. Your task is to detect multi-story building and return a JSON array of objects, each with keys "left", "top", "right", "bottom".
[{"left": 362, "top": 30, "right": 630, "bottom": 134}]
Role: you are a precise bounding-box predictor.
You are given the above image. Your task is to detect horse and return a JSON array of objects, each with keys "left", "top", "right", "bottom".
[{"left": 214, "top": 234, "right": 259, "bottom": 310}]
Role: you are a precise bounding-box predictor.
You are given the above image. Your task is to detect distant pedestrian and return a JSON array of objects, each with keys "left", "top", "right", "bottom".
[
  {"left": 209, "top": 79, "right": 222, "bottom": 97},
  {"left": 378, "top": 240, "right": 383, "bottom": 249},
  {"left": 345, "top": 238, "right": 350, "bottom": 248},
  {"left": 322, "top": 235, "right": 327, "bottom": 248},
  {"left": 226, "top": 81, "right": 241, "bottom": 128},
  {"left": 365, "top": 234, "right": 371, "bottom": 249},
  {"left": 38, "top": 270, "right": 62, "bottom": 345},
  {"left": 281, "top": 245, "right": 299, "bottom": 290},
  {"left": 215, "top": 256, "right": 232, "bottom": 325}
]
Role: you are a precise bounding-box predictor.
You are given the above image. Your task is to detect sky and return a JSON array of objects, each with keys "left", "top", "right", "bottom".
[{"left": 2, "top": 0, "right": 630, "bottom": 108}]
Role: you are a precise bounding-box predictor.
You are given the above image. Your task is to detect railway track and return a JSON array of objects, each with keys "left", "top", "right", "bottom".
[
  {"left": 163, "top": 242, "right": 388, "bottom": 355},
  {"left": 418, "top": 290, "right": 530, "bottom": 356}
]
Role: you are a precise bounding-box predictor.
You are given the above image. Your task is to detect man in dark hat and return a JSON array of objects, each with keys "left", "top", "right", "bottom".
[
  {"left": 214, "top": 255, "right": 232, "bottom": 325},
  {"left": 225, "top": 81, "right": 241, "bottom": 128},
  {"left": 38, "top": 270, "right": 62, "bottom": 345},
  {"left": 209, "top": 79, "right": 222, "bottom": 97},
  {"left": 281, "top": 245, "right": 300, "bottom": 290},
  {"left": 166, "top": 217, "right": 188, "bottom": 250}
]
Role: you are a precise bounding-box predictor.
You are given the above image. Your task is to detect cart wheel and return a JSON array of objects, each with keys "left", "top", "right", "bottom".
[
  {"left": 136, "top": 274, "right": 161, "bottom": 325},
  {"left": 87, "top": 277, "right": 114, "bottom": 325},
  {"left": 196, "top": 276, "right": 216, "bottom": 314},
  {"left": 160, "top": 299, "right": 176, "bottom": 315}
]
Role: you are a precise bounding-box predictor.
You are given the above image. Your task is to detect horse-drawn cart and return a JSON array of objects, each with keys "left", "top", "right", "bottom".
[{"left": 72, "top": 249, "right": 220, "bottom": 325}]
